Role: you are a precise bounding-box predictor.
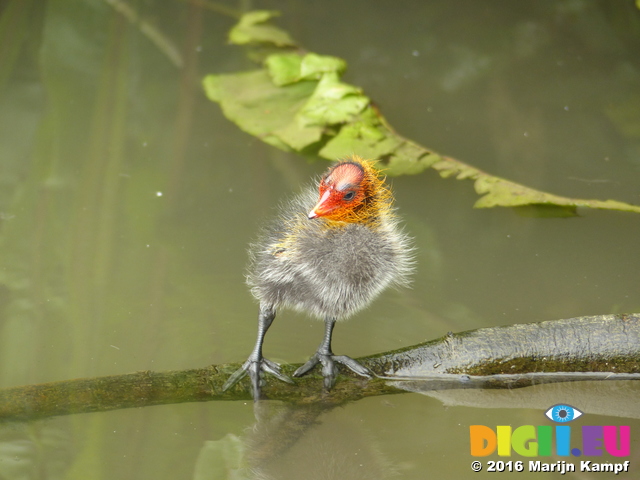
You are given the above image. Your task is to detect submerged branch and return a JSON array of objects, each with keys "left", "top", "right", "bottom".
[{"left": 0, "top": 313, "right": 638, "bottom": 422}]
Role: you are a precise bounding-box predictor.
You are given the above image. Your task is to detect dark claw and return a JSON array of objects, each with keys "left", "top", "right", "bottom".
[
  {"left": 222, "top": 357, "right": 294, "bottom": 401},
  {"left": 293, "top": 352, "right": 372, "bottom": 389},
  {"left": 293, "top": 356, "right": 320, "bottom": 378},
  {"left": 263, "top": 358, "right": 295, "bottom": 384},
  {"left": 222, "top": 359, "right": 251, "bottom": 390},
  {"left": 332, "top": 355, "right": 372, "bottom": 378}
]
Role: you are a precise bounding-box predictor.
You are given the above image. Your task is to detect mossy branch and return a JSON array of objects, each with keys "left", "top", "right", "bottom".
[{"left": 1, "top": 313, "right": 638, "bottom": 422}]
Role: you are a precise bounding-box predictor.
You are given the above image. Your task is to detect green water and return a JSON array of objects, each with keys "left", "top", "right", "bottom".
[{"left": 0, "top": 0, "right": 639, "bottom": 478}]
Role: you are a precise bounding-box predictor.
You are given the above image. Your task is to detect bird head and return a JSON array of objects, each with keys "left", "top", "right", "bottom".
[{"left": 308, "top": 157, "right": 390, "bottom": 224}]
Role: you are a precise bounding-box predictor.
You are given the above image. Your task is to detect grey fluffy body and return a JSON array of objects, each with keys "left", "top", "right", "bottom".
[{"left": 247, "top": 184, "right": 413, "bottom": 321}]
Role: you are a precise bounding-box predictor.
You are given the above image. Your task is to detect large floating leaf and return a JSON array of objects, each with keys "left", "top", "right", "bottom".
[
  {"left": 203, "top": 64, "right": 439, "bottom": 176},
  {"left": 203, "top": 11, "right": 640, "bottom": 216}
]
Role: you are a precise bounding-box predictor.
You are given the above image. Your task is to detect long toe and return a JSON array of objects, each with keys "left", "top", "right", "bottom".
[
  {"left": 293, "top": 353, "right": 371, "bottom": 390},
  {"left": 222, "top": 359, "right": 251, "bottom": 391},
  {"left": 293, "top": 355, "right": 321, "bottom": 377},
  {"left": 332, "top": 355, "right": 373, "bottom": 378},
  {"left": 292, "top": 353, "right": 337, "bottom": 388},
  {"left": 222, "top": 357, "right": 294, "bottom": 401},
  {"left": 263, "top": 358, "right": 295, "bottom": 384}
]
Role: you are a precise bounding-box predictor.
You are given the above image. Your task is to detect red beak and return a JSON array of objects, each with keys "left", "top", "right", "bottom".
[{"left": 308, "top": 189, "right": 332, "bottom": 219}]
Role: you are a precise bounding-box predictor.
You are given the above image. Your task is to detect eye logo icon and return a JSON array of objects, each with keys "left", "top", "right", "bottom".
[{"left": 545, "top": 404, "right": 583, "bottom": 423}]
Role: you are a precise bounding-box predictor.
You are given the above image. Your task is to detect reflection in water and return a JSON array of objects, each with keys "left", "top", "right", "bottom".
[
  {"left": 194, "top": 401, "right": 397, "bottom": 480},
  {"left": 191, "top": 377, "right": 640, "bottom": 479},
  {"left": 395, "top": 378, "right": 640, "bottom": 420},
  {"left": 0, "top": 421, "right": 74, "bottom": 479}
]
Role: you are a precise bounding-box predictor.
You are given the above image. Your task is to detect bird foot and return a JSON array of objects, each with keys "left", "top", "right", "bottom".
[
  {"left": 293, "top": 352, "right": 372, "bottom": 389},
  {"left": 222, "top": 356, "right": 294, "bottom": 401}
]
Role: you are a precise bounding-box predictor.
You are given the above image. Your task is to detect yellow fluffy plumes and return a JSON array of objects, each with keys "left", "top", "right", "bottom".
[{"left": 323, "top": 155, "right": 394, "bottom": 227}]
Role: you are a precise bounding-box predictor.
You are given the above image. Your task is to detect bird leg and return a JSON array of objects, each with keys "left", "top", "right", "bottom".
[
  {"left": 293, "top": 317, "right": 373, "bottom": 389},
  {"left": 222, "top": 305, "right": 293, "bottom": 401}
]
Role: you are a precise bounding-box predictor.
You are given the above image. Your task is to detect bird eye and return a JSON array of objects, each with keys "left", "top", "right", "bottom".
[
  {"left": 343, "top": 191, "right": 356, "bottom": 201},
  {"left": 544, "top": 404, "right": 583, "bottom": 423}
]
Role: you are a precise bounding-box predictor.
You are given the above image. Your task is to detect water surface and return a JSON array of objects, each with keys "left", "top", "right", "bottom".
[{"left": 0, "top": 1, "right": 639, "bottom": 478}]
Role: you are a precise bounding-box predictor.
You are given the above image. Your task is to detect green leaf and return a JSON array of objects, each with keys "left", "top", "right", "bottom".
[
  {"left": 298, "top": 73, "right": 368, "bottom": 126},
  {"left": 203, "top": 70, "right": 319, "bottom": 151},
  {"left": 203, "top": 10, "right": 640, "bottom": 215},
  {"left": 300, "top": 53, "right": 347, "bottom": 78},
  {"left": 319, "top": 121, "right": 401, "bottom": 160},
  {"left": 274, "top": 120, "right": 323, "bottom": 151},
  {"left": 432, "top": 156, "right": 640, "bottom": 215},
  {"left": 228, "top": 10, "right": 295, "bottom": 47},
  {"left": 385, "top": 143, "right": 440, "bottom": 176},
  {"left": 266, "top": 53, "right": 347, "bottom": 86},
  {"left": 265, "top": 53, "right": 303, "bottom": 86}
]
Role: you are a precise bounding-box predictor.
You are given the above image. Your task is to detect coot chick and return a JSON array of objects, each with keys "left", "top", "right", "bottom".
[{"left": 223, "top": 156, "right": 413, "bottom": 400}]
